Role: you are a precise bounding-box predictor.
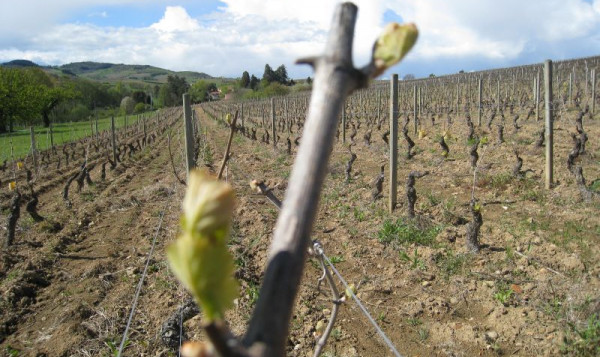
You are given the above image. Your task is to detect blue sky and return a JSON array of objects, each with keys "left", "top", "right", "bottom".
[{"left": 0, "top": 0, "right": 599, "bottom": 80}]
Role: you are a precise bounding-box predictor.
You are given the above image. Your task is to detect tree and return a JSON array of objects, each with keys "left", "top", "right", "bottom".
[
  {"left": 0, "top": 67, "right": 37, "bottom": 132},
  {"left": 249, "top": 75, "right": 259, "bottom": 90},
  {"left": 306, "top": 76, "right": 312, "bottom": 85},
  {"left": 158, "top": 75, "right": 190, "bottom": 107},
  {"left": 120, "top": 96, "right": 136, "bottom": 115},
  {"left": 37, "top": 83, "right": 77, "bottom": 127},
  {"left": 263, "top": 82, "right": 290, "bottom": 96},
  {"left": 72, "top": 79, "right": 117, "bottom": 109},
  {"left": 241, "top": 71, "right": 250, "bottom": 88},
  {"left": 275, "top": 65, "right": 289, "bottom": 85},
  {"left": 134, "top": 102, "right": 146, "bottom": 114},
  {"left": 0, "top": 67, "right": 76, "bottom": 131},
  {"left": 190, "top": 80, "right": 218, "bottom": 103},
  {"left": 262, "top": 64, "right": 276, "bottom": 83},
  {"left": 403, "top": 73, "right": 415, "bottom": 80},
  {"left": 131, "top": 90, "right": 148, "bottom": 104}
]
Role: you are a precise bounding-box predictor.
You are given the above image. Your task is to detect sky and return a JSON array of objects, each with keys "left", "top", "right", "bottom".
[{"left": 0, "top": 0, "right": 599, "bottom": 80}]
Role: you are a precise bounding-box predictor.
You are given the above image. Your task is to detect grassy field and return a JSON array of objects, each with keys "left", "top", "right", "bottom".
[{"left": 0, "top": 114, "right": 144, "bottom": 162}]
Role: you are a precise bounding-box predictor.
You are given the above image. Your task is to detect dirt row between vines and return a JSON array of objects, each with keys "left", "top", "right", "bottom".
[{"left": 1, "top": 104, "right": 599, "bottom": 356}]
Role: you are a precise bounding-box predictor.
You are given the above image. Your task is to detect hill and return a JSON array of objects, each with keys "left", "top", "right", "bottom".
[
  {"left": 57, "top": 61, "right": 213, "bottom": 84},
  {"left": 2, "top": 59, "right": 214, "bottom": 85},
  {"left": 1, "top": 59, "right": 40, "bottom": 67}
]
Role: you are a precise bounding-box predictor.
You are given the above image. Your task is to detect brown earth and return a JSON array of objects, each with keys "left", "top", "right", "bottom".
[{"left": 1, "top": 103, "right": 599, "bottom": 357}]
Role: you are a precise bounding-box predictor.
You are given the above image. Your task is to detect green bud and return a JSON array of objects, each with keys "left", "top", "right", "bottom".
[
  {"left": 373, "top": 23, "right": 418, "bottom": 77},
  {"left": 168, "top": 170, "right": 239, "bottom": 321}
]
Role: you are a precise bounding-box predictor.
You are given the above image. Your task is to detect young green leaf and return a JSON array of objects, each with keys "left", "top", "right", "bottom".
[
  {"left": 167, "top": 170, "right": 239, "bottom": 321},
  {"left": 373, "top": 23, "right": 418, "bottom": 77}
]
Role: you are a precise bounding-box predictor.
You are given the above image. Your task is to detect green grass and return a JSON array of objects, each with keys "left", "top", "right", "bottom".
[
  {"left": 407, "top": 317, "right": 422, "bottom": 326},
  {"left": 399, "top": 248, "right": 426, "bottom": 270},
  {"left": 493, "top": 282, "right": 514, "bottom": 306},
  {"left": 487, "top": 172, "right": 513, "bottom": 190},
  {"left": 378, "top": 218, "right": 442, "bottom": 247},
  {"left": 0, "top": 114, "right": 143, "bottom": 162},
  {"left": 562, "top": 314, "right": 600, "bottom": 356},
  {"left": 434, "top": 250, "right": 468, "bottom": 279},
  {"left": 5, "top": 345, "right": 20, "bottom": 357},
  {"left": 328, "top": 255, "right": 345, "bottom": 264}
]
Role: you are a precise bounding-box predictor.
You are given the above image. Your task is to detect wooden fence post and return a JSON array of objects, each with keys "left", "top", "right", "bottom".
[
  {"left": 142, "top": 117, "right": 147, "bottom": 140},
  {"left": 111, "top": 116, "right": 117, "bottom": 165},
  {"left": 49, "top": 122, "right": 54, "bottom": 151},
  {"left": 544, "top": 60, "right": 554, "bottom": 189},
  {"left": 536, "top": 71, "right": 541, "bottom": 121},
  {"left": 413, "top": 85, "right": 418, "bottom": 135},
  {"left": 389, "top": 74, "right": 398, "bottom": 213},
  {"left": 94, "top": 111, "right": 99, "bottom": 141},
  {"left": 591, "top": 68, "right": 596, "bottom": 115},
  {"left": 183, "top": 93, "right": 195, "bottom": 179},
  {"left": 568, "top": 72, "right": 573, "bottom": 106},
  {"left": 30, "top": 127, "right": 38, "bottom": 176},
  {"left": 496, "top": 79, "right": 500, "bottom": 111},
  {"left": 271, "top": 97, "right": 276, "bottom": 148},
  {"left": 478, "top": 78, "right": 482, "bottom": 126},
  {"left": 377, "top": 89, "right": 381, "bottom": 125},
  {"left": 455, "top": 80, "right": 459, "bottom": 113}
]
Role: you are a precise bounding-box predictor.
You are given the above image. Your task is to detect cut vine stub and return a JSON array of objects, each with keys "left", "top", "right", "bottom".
[
  {"left": 470, "top": 139, "right": 480, "bottom": 170},
  {"left": 406, "top": 171, "right": 429, "bottom": 219},
  {"left": 5, "top": 190, "right": 21, "bottom": 248},
  {"left": 371, "top": 165, "right": 385, "bottom": 201},
  {"left": 466, "top": 199, "right": 482, "bottom": 253}
]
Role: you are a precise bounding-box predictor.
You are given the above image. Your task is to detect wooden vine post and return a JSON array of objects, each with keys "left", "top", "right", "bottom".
[
  {"left": 49, "top": 122, "right": 54, "bottom": 151},
  {"left": 377, "top": 89, "right": 381, "bottom": 124},
  {"left": 389, "top": 74, "right": 398, "bottom": 213},
  {"left": 568, "top": 72, "right": 573, "bottom": 105},
  {"left": 95, "top": 111, "right": 99, "bottom": 141},
  {"left": 183, "top": 93, "right": 196, "bottom": 179},
  {"left": 477, "top": 78, "right": 482, "bottom": 126},
  {"left": 591, "top": 68, "right": 596, "bottom": 114},
  {"left": 496, "top": 79, "right": 500, "bottom": 111},
  {"left": 455, "top": 80, "right": 459, "bottom": 113},
  {"left": 89, "top": 115, "right": 94, "bottom": 137},
  {"left": 241, "top": 102, "right": 245, "bottom": 128},
  {"left": 111, "top": 115, "right": 117, "bottom": 165},
  {"left": 30, "top": 127, "right": 38, "bottom": 176},
  {"left": 271, "top": 97, "right": 276, "bottom": 149},
  {"left": 142, "top": 117, "right": 147, "bottom": 140},
  {"left": 535, "top": 70, "right": 541, "bottom": 121},
  {"left": 413, "top": 84, "right": 418, "bottom": 134},
  {"left": 544, "top": 59, "right": 554, "bottom": 189}
]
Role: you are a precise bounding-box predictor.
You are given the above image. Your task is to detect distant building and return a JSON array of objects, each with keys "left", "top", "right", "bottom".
[{"left": 208, "top": 90, "right": 221, "bottom": 101}]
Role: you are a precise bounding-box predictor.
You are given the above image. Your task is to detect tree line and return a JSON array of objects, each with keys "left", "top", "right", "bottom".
[{"left": 0, "top": 65, "right": 214, "bottom": 133}]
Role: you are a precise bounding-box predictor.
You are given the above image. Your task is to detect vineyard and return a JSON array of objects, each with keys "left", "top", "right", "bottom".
[{"left": 1, "top": 44, "right": 600, "bottom": 357}]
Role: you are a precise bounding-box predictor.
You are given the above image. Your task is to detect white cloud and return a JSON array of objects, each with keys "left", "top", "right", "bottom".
[
  {"left": 151, "top": 6, "right": 200, "bottom": 32},
  {"left": 388, "top": 0, "right": 600, "bottom": 62},
  {"left": 1, "top": 1, "right": 599, "bottom": 78}
]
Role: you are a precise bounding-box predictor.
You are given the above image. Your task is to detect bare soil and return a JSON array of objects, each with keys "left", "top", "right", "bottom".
[{"left": 1, "top": 104, "right": 599, "bottom": 357}]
